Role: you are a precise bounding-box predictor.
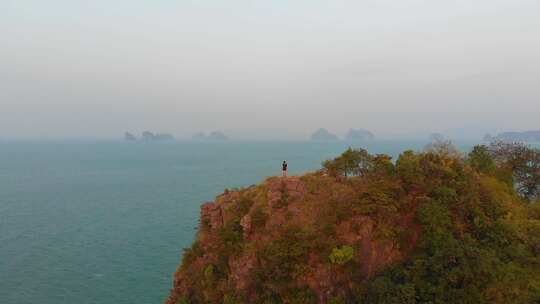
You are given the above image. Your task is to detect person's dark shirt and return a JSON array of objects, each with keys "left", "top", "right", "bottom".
[{"left": 282, "top": 162, "right": 287, "bottom": 171}]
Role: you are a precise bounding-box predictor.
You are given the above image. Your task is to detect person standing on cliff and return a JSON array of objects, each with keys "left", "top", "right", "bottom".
[{"left": 282, "top": 161, "right": 288, "bottom": 178}]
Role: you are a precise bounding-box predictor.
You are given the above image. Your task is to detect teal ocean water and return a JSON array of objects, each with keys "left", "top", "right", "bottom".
[{"left": 0, "top": 140, "right": 488, "bottom": 304}]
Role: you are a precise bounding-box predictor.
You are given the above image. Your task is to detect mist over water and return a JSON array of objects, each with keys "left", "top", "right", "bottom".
[{"left": 2, "top": 1, "right": 540, "bottom": 140}]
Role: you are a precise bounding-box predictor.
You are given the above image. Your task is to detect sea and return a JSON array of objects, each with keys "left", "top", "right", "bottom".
[{"left": 3, "top": 139, "right": 531, "bottom": 304}]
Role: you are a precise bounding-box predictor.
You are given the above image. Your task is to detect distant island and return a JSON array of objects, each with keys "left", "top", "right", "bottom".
[
  {"left": 192, "top": 131, "right": 229, "bottom": 141},
  {"left": 484, "top": 130, "right": 540, "bottom": 142},
  {"left": 124, "top": 132, "right": 137, "bottom": 141},
  {"left": 310, "top": 128, "right": 375, "bottom": 141},
  {"left": 124, "top": 131, "right": 175, "bottom": 142},
  {"left": 310, "top": 128, "right": 340, "bottom": 141},
  {"left": 345, "top": 128, "right": 375, "bottom": 141}
]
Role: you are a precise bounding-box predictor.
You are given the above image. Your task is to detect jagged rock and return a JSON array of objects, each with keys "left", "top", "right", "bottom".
[
  {"left": 216, "top": 191, "right": 241, "bottom": 226},
  {"left": 200, "top": 202, "right": 223, "bottom": 229},
  {"left": 240, "top": 214, "right": 252, "bottom": 237}
]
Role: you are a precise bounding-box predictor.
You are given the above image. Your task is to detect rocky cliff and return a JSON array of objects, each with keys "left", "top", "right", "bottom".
[{"left": 166, "top": 147, "right": 540, "bottom": 304}]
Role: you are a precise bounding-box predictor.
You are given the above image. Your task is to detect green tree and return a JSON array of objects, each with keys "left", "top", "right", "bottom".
[
  {"left": 488, "top": 141, "right": 540, "bottom": 200},
  {"left": 323, "top": 147, "right": 374, "bottom": 177},
  {"left": 468, "top": 145, "right": 496, "bottom": 174}
]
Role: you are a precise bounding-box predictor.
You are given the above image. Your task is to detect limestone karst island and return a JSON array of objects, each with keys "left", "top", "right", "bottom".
[{"left": 166, "top": 142, "right": 540, "bottom": 304}]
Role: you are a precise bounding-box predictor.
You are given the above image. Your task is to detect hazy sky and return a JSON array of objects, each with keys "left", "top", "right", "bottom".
[{"left": 2, "top": 0, "right": 539, "bottom": 140}]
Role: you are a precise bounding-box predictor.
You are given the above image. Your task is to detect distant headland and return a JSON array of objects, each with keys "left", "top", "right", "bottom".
[{"left": 484, "top": 130, "right": 540, "bottom": 143}]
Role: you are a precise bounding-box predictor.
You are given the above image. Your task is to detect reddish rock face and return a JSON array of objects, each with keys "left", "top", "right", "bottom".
[
  {"left": 240, "top": 214, "right": 251, "bottom": 238},
  {"left": 228, "top": 254, "right": 257, "bottom": 292},
  {"left": 267, "top": 177, "right": 307, "bottom": 208},
  {"left": 336, "top": 216, "right": 373, "bottom": 245},
  {"left": 305, "top": 264, "right": 336, "bottom": 303},
  {"left": 267, "top": 190, "right": 282, "bottom": 208},
  {"left": 200, "top": 202, "right": 223, "bottom": 229},
  {"left": 217, "top": 192, "right": 241, "bottom": 225},
  {"left": 168, "top": 175, "right": 422, "bottom": 304}
]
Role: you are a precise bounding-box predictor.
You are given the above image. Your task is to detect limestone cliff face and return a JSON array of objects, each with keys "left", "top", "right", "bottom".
[{"left": 165, "top": 175, "right": 421, "bottom": 304}]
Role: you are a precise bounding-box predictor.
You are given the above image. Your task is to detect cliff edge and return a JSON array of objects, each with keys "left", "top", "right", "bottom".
[{"left": 166, "top": 146, "right": 540, "bottom": 304}]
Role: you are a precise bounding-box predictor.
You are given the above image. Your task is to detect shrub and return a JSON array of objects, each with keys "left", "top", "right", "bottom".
[
  {"left": 203, "top": 264, "right": 215, "bottom": 282},
  {"left": 284, "top": 286, "right": 316, "bottom": 304},
  {"left": 328, "top": 296, "right": 346, "bottom": 304},
  {"left": 251, "top": 206, "right": 268, "bottom": 229},
  {"left": 223, "top": 293, "right": 240, "bottom": 304},
  {"left": 237, "top": 196, "right": 254, "bottom": 216},
  {"left": 181, "top": 241, "right": 203, "bottom": 269},
  {"left": 329, "top": 245, "right": 355, "bottom": 265},
  {"left": 257, "top": 227, "right": 315, "bottom": 287},
  {"left": 176, "top": 297, "right": 189, "bottom": 304}
]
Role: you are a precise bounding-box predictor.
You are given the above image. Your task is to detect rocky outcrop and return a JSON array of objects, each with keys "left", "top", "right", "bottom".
[
  {"left": 166, "top": 174, "right": 421, "bottom": 304},
  {"left": 239, "top": 214, "right": 252, "bottom": 237},
  {"left": 200, "top": 202, "right": 223, "bottom": 230},
  {"left": 166, "top": 147, "right": 540, "bottom": 304},
  {"left": 266, "top": 177, "right": 307, "bottom": 208}
]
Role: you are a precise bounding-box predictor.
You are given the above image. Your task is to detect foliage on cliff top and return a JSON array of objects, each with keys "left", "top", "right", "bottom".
[{"left": 167, "top": 142, "right": 540, "bottom": 304}]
